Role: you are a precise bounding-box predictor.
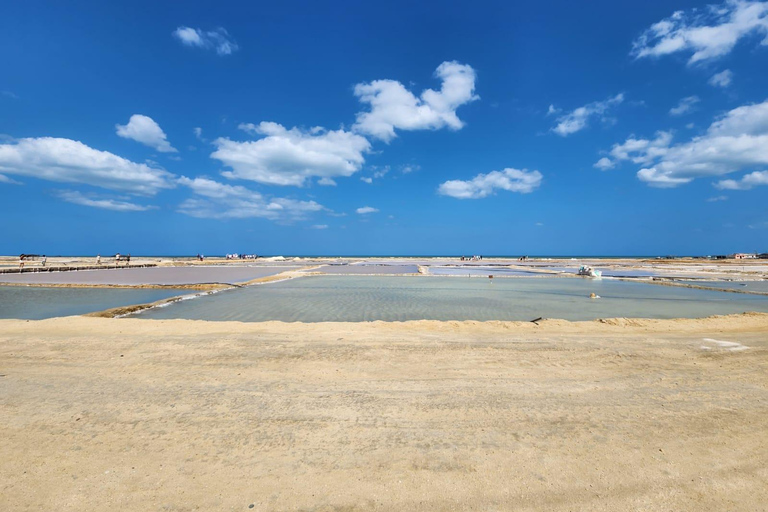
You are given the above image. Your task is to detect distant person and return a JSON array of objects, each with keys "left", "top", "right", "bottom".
[
  {"left": 41, "top": 256, "right": 46, "bottom": 267},
  {"left": 127, "top": 254, "right": 131, "bottom": 265},
  {"left": 115, "top": 253, "right": 121, "bottom": 266},
  {"left": 96, "top": 254, "right": 101, "bottom": 265},
  {"left": 19, "top": 259, "right": 24, "bottom": 271}
]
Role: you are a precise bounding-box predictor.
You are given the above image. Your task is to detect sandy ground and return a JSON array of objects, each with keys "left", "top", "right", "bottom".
[{"left": 1, "top": 314, "right": 767, "bottom": 511}]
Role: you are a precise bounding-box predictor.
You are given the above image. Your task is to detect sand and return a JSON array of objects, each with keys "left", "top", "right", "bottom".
[{"left": 1, "top": 314, "right": 767, "bottom": 511}]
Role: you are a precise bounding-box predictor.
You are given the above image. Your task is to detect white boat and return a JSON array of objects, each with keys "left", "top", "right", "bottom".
[{"left": 578, "top": 265, "right": 602, "bottom": 278}]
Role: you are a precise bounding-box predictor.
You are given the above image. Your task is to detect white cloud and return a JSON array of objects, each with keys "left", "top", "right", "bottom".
[
  {"left": 546, "top": 104, "right": 561, "bottom": 116},
  {"left": 193, "top": 127, "right": 207, "bottom": 142},
  {"left": 552, "top": 93, "right": 624, "bottom": 136},
  {"left": 1, "top": 90, "right": 18, "bottom": 99},
  {"left": 598, "top": 99, "right": 768, "bottom": 187},
  {"left": 56, "top": 190, "right": 155, "bottom": 212},
  {"left": 352, "top": 61, "right": 478, "bottom": 142},
  {"left": 670, "top": 96, "right": 701, "bottom": 116},
  {"left": 0, "top": 137, "right": 176, "bottom": 194},
  {"left": 707, "top": 195, "right": 729, "bottom": 201},
  {"left": 311, "top": 224, "right": 328, "bottom": 229},
  {"left": 356, "top": 206, "right": 378, "bottom": 214},
  {"left": 596, "top": 131, "right": 674, "bottom": 170},
  {"left": 632, "top": 1, "right": 768, "bottom": 64},
  {"left": 116, "top": 114, "right": 177, "bottom": 153},
  {"left": 709, "top": 69, "right": 734, "bottom": 87},
  {"left": 360, "top": 165, "right": 389, "bottom": 184},
  {"left": 212, "top": 122, "right": 370, "bottom": 186},
  {"left": 317, "top": 177, "right": 337, "bottom": 186},
  {"left": 0, "top": 173, "right": 21, "bottom": 185},
  {"left": 438, "top": 168, "right": 543, "bottom": 199},
  {"left": 715, "top": 170, "right": 768, "bottom": 189},
  {"left": 172, "top": 26, "right": 238, "bottom": 55},
  {"left": 594, "top": 157, "right": 614, "bottom": 170},
  {"left": 400, "top": 164, "right": 420, "bottom": 174},
  {"left": 177, "top": 176, "right": 324, "bottom": 220}
]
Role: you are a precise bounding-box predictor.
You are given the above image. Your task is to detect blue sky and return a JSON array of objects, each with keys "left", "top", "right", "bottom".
[{"left": 1, "top": 0, "right": 767, "bottom": 256}]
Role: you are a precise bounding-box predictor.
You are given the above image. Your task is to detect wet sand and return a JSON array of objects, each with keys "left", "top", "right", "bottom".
[{"left": 1, "top": 314, "right": 767, "bottom": 511}]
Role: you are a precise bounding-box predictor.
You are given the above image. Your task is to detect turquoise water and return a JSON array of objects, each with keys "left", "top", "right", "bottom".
[
  {"left": 137, "top": 275, "right": 768, "bottom": 322},
  {"left": 0, "top": 286, "right": 187, "bottom": 320}
]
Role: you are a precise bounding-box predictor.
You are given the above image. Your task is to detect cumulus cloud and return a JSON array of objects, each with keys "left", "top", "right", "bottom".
[
  {"left": 116, "top": 114, "right": 177, "bottom": 153},
  {"left": 597, "top": 99, "right": 768, "bottom": 187},
  {"left": 715, "top": 170, "right": 768, "bottom": 189},
  {"left": 709, "top": 69, "right": 734, "bottom": 87},
  {"left": 211, "top": 122, "right": 370, "bottom": 186},
  {"left": 356, "top": 206, "right": 378, "bottom": 214},
  {"left": 551, "top": 94, "right": 624, "bottom": 136},
  {"left": 56, "top": 190, "right": 155, "bottom": 212},
  {"left": 172, "top": 26, "right": 238, "bottom": 55},
  {"left": 177, "top": 176, "right": 324, "bottom": 220},
  {"left": 352, "top": 61, "right": 478, "bottom": 142},
  {"left": 360, "top": 177, "right": 373, "bottom": 184},
  {"left": 0, "top": 137, "right": 176, "bottom": 194},
  {"left": 317, "top": 177, "right": 337, "bottom": 186},
  {"left": 438, "top": 168, "right": 543, "bottom": 199},
  {"left": 594, "top": 157, "right": 614, "bottom": 170},
  {"left": 631, "top": 0, "right": 768, "bottom": 64},
  {"left": 400, "top": 164, "right": 420, "bottom": 174},
  {"left": 670, "top": 96, "right": 701, "bottom": 116},
  {"left": 602, "top": 131, "right": 674, "bottom": 166}
]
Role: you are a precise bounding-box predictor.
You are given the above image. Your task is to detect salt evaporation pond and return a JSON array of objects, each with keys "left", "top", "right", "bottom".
[
  {"left": 677, "top": 280, "right": 768, "bottom": 293},
  {"left": 0, "top": 286, "right": 187, "bottom": 319},
  {"left": 137, "top": 275, "right": 768, "bottom": 322}
]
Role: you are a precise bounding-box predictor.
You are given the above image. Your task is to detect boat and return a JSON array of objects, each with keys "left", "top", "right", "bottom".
[{"left": 578, "top": 265, "right": 602, "bottom": 278}]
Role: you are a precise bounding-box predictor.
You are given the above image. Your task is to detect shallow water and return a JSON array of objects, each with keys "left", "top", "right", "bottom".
[
  {"left": 137, "top": 275, "right": 768, "bottom": 322},
  {"left": 314, "top": 264, "right": 419, "bottom": 274},
  {"left": 427, "top": 266, "right": 542, "bottom": 276},
  {"left": 0, "top": 265, "right": 295, "bottom": 286},
  {"left": 677, "top": 280, "right": 768, "bottom": 293},
  {"left": 0, "top": 286, "right": 188, "bottom": 319}
]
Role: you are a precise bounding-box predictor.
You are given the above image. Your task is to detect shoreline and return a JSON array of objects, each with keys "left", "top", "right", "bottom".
[{"left": 3, "top": 310, "right": 766, "bottom": 333}]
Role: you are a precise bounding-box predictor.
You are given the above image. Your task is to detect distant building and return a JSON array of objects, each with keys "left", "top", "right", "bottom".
[
  {"left": 731, "top": 253, "right": 757, "bottom": 259},
  {"left": 759, "top": 253, "right": 768, "bottom": 259}
]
